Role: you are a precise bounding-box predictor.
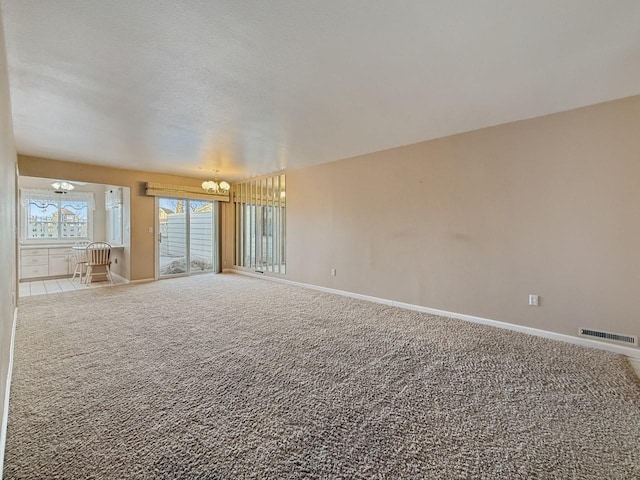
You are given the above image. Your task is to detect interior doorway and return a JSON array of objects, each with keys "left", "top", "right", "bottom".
[
  {"left": 157, "top": 197, "right": 219, "bottom": 278},
  {"left": 17, "top": 175, "right": 132, "bottom": 291}
]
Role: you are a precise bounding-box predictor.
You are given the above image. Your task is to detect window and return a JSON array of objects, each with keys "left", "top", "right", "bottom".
[
  {"left": 105, "top": 187, "right": 123, "bottom": 245},
  {"left": 234, "top": 174, "right": 286, "bottom": 274},
  {"left": 21, "top": 190, "right": 93, "bottom": 242},
  {"left": 106, "top": 205, "right": 123, "bottom": 245}
]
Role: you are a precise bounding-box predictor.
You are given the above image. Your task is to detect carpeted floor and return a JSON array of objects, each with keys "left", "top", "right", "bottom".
[{"left": 5, "top": 274, "right": 640, "bottom": 479}]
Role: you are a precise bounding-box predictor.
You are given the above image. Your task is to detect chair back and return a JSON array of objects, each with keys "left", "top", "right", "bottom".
[
  {"left": 86, "top": 242, "right": 112, "bottom": 266},
  {"left": 73, "top": 240, "right": 92, "bottom": 262}
]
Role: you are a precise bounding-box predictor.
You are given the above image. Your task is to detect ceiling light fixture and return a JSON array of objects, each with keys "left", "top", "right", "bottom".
[
  {"left": 201, "top": 170, "right": 230, "bottom": 195},
  {"left": 51, "top": 181, "right": 75, "bottom": 192}
]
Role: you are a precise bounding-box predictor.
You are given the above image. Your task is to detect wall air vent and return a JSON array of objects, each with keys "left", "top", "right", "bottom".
[{"left": 579, "top": 328, "right": 637, "bottom": 346}]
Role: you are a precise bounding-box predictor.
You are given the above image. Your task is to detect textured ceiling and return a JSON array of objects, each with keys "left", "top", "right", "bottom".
[{"left": 1, "top": 0, "right": 640, "bottom": 181}]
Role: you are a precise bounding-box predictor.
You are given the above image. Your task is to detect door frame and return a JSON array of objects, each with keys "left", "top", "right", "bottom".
[{"left": 154, "top": 197, "right": 220, "bottom": 280}]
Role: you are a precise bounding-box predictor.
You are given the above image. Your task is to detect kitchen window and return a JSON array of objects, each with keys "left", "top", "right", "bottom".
[{"left": 21, "top": 189, "right": 94, "bottom": 242}]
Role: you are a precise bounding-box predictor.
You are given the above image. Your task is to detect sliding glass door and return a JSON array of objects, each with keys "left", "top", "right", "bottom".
[
  {"left": 158, "top": 198, "right": 218, "bottom": 278},
  {"left": 189, "top": 200, "right": 215, "bottom": 273}
]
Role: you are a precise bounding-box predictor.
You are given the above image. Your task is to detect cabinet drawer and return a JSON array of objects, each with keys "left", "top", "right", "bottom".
[
  {"left": 21, "top": 248, "right": 49, "bottom": 257},
  {"left": 49, "top": 255, "right": 69, "bottom": 276},
  {"left": 49, "top": 248, "right": 73, "bottom": 255},
  {"left": 21, "top": 265, "right": 49, "bottom": 279},
  {"left": 21, "top": 254, "right": 48, "bottom": 266}
]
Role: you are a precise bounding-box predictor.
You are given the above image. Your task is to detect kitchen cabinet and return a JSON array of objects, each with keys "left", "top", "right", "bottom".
[{"left": 20, "top": 247, "right": 75, "bottom": 280}]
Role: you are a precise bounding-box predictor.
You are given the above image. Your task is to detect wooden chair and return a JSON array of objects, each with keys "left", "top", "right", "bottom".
[
  {"left": 85, "top": 242, "right": 113, "bottom": 284},
  {"left": 71, "top": 240, "right": 92, "bottom": 282}
]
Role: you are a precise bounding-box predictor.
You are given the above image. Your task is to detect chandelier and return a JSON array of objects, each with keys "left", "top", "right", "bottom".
[{"left": 201, "top": 170, "right": 230, "bottom": 195}]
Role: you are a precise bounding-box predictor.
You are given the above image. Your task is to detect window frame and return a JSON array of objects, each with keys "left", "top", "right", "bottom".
[
  {"left": 20, "top": 189, "right": 94, "bottom": 245},
  {"left": 105, "top": 187, "right": 123, "bottom": 245}
]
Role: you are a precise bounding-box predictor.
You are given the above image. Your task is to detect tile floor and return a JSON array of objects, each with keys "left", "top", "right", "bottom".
[{"left": 19, "top": 276, "right": 128, "bottom": 297}]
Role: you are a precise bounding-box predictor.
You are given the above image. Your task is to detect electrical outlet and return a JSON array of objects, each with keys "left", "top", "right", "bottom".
[
  {"left": 330, "top": 268, "right": 336, "bottom": 276},
  {"left": 528, "top": 294, "right": 539, "bottom": 306}
]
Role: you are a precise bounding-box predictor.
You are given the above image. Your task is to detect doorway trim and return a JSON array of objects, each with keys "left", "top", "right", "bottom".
[{"left": 154, "top": 197, "right": 221, "bottom": 280}]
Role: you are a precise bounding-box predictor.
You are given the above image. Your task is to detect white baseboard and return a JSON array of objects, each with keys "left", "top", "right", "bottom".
[
  {"left": 110, "top": 273, "right": 130, "bottom": 285},
  {"left": 226, "top": 268, "right": 640, "bottom": 360},
  {"left": 0, "top": 307, "right": 18, "bottom": 478}
]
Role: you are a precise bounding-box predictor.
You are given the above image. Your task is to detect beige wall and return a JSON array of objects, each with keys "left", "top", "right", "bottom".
[
  {"left": 221, "top": 200, "right": 235, "bottom": 271},
  {"left": 0, "top": 9, "right": 17, "bottom": 469},
  {"left": 18, "top": 156, "right": 214, "bottom": 281},
  {"left": 16, "top": 97, "right": 640, "bottom": 344},
  {"left": 267, "top": 95, "right": 639, "bottom": 340}
]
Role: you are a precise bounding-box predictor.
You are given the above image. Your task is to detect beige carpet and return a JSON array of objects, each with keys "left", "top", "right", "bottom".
[{"left": 5, "top": 274, "right": 640, "bottom": 479}]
